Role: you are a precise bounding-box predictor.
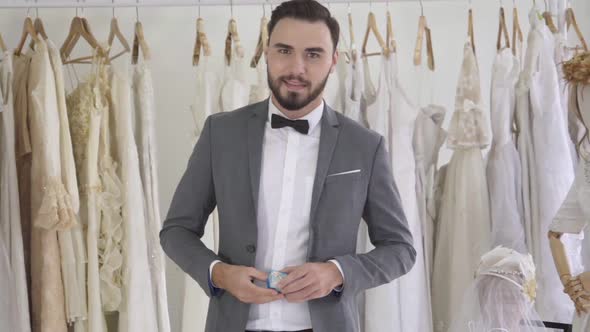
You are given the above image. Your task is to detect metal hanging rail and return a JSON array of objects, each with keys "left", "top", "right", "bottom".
[{"left": 0, "top": 0, "right": 453, "bottom": 9}]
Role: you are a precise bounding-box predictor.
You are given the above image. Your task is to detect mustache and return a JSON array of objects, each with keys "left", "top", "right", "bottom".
[{"left": 279, "top": 75, "right": 310, "bottom": 86}]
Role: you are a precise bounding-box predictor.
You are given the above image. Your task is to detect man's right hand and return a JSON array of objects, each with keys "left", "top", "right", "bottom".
[{"left": 212, "top": 262, "right": 284, "bottom": 304}]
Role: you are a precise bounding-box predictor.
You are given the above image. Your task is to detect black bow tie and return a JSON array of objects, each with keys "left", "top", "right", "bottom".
[{"left": 271, "top": 114, "right": 310, "bottom": 135}]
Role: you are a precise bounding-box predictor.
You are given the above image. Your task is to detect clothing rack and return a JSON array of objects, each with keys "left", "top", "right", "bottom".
[{"left": 0, "top": 0, "right": 455, "bottom": 9}]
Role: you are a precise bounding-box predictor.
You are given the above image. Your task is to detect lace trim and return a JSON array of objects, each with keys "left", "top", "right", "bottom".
[
  {"left": 34, "top": 177, "right": 77, "bottom": 230},
  {"left": 447, "top": 99, "right": 490, "bottom": 149},
  {"left": 97, "top": 155, "right": 124, "bottom": 312}
]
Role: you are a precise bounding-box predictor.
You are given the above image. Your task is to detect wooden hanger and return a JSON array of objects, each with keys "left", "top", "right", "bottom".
[
  {"left": 132, "top": 21, "right": 151, "bottom": 64},
  {"left": 497, "top": 6, "right": 511, "bottom": 50},
  {"left": 0, "top": 33, "right": 7, "bottom": 53},
  {"left": 467, "top": 8, "right": 476, "bottom": 55},
  {"left": 250, "top": 15, "right": 269, "bottom": 68},
  {"left": 14, "top": 16, "right": 40, "bottom": 56},
  {"left": 107, "top": 16, "right": 131, "bottom": 62},
  {"left": 542, "top": 0, "right": 558, "bottom": 34},
  {"left": 385, "top": 10, "right": 396, "bottom": 54},
  {"left": 512, "top": 6, "right": 523, "bottom": 56},
  {"left": 565, "top": 7, "right": 588, "bottom": 52},
  {"left": 34, "top": 17, "right": 48, "bottom": 40},
  {"left": 348, "top": 10, "right": 358, "bottom": 62},
  {"left": 193, "top": 18, "right": 212, "bottom": 66},
  {"left": 224, "top": 18, "right": 244, "bottom": 66},
  {"left": 362, "top": 12, "right": 388, "bottom": 57},
  {"left": 413, "top": 14, "right": 435, "bottom": 71},
  {"left": 60, "top": 15, "right": 105, "bottom": 64}
]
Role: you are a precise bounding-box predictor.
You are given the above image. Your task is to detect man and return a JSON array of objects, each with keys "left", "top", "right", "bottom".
[{"left": 159, "top": 1, "right": 416, "bottom": 331}]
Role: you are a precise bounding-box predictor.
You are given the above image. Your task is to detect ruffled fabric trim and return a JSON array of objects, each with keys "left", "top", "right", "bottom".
[
  {"left": 447, "top": 99, "right": 490, "bottom": 150},
  {"left": 97, "top": 156, "right": 124, "bottom": 312},
  {"left": 34, "top": 177, "right": 78, "bottom": 230}
]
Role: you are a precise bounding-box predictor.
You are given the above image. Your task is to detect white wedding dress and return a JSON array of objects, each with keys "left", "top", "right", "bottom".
[
  {"left": 487, "top": 47, "right": 526, "bottom": 252},
  {"left": 249, "top": 59, "right": 269, "bottom": 104},
  {"left": 413, "top": 104, "right": 446, "bottom": 292},
  {"left": 133, "top": 62, "right": 171, "bottom": 332},
  {"left": 324, "top": 55, "right": 347, "bottom": 113},
  {"left": 110, "top": 68, "right": 158, "bottom": 332},
  {"left": 387, "top": 50, "right": 433, "bottom": 332},
  {"left": 432, "top": 40, "right": 491, "bottom": 332},
  {"left": 518, "top": 9, "right": 576, "bottom": 321},
  {"left": 550, "top": 85, "right": 590, "bottom": 332},
  {"left": 220, "top": 47, "right": 250, "bottom": 113},
  {"left": 182, "top": 55, "right": 220, "bottom": 332},
  {"left": 0, "top": 49, "right": 31, "bottom": 332}
]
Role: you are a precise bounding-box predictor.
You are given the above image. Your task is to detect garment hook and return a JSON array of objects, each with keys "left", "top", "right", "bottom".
[
  {"left": 419, "top": 0, "right": 424, "bottom": 16},
  {"left": 196, "top": 0, "right": 201, "bottom": 18},
  {"left": 348, "top": 1, "right": 351, "bottom": 14},
  {"left": 230, "top": 0, "right": 234, "bottom": 19},
  {"left": 35, "top": 0, "right": 39, "bottom": 18},
  {"left": 75, "top": 0, "right": 80, "bottom": 17},
  {"left": 112, "top": 0, "right": 115, "bottom": 18},
  {"left": 262, "top": 1, "right": 266, "bottom": 18},
  {"left": 136, "top": 0, "right": 140, "bottom": 22}
]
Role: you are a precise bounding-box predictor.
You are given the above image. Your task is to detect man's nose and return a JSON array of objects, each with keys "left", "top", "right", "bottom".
[{"left": 287, "top": 54, "right": 306, "bottom": 76}]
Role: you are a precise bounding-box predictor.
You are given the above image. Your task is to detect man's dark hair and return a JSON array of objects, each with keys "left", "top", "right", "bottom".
[{"left": 268, "top": 0, "right": 340, "bottom": 53}]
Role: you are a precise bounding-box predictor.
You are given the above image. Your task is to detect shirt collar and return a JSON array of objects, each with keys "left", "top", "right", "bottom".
[{"left": 268, "top": 98, "right": 325, "bottom": 134}]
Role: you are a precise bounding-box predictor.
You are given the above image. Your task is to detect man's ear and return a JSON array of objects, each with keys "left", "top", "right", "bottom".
[{"left": 330, "top": 50, "right": 339, "bottom": 73}]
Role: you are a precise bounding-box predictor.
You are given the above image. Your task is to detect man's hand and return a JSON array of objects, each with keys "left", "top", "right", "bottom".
[
  {"left": 276, "top": 262, "right": 344, "bottom": 303},
  {"left": 212, "top": 262, "right": 284, "bottom": 304}
]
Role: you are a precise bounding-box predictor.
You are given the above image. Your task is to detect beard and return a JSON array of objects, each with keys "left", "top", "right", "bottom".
[{"left": 267, "top": 71, "right": 330, "bottom": 111}]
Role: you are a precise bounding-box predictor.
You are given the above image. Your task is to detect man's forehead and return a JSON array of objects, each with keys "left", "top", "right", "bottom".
[{"left": 270, "top": 18, "right": 332, "bottom": 47}]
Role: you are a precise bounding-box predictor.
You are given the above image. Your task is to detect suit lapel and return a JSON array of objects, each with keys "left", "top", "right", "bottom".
[
  {"left": 247, "top": 100, "right": 269, "bottom": 218},
  {"left": 309, "top": 104, "right": 341, "bottom": 223}
]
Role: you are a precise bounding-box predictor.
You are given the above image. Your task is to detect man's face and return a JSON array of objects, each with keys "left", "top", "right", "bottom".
[{"left": 266, "top": 17, "right": 337, "bottom": 111}]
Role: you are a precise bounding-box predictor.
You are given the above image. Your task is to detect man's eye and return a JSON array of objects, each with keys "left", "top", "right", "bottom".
[
  {"left": 278, "top": 49, "right": 291, "bottom": 55},
  {"left": 308, "top": 52, "right": 320, "bottom": 59}
]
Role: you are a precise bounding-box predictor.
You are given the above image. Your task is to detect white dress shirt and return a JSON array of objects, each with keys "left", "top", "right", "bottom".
[{"left": 210, "top": 99, "right": 343, "bottom": 331}]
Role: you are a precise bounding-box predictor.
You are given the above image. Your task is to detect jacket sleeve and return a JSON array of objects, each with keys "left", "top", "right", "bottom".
[
  {"left": 332, "top": 136, "right": 416, "bottom": 296},
  {"left": 159, "top": 115, "right": 221, "bottom": 298}
]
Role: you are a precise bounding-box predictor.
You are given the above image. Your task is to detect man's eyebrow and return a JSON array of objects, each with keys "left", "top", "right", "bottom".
[
  {"left": 305, "top": 47, "right": 326, "bottom": 53},
  {"left": 271, "top": 43, "right": 326, "bottom": 53},
  {"left": 272, "top": 43, "right": 294, "bottom": 49}
]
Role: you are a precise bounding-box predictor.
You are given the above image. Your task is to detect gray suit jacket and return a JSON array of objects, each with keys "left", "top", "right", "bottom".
[{"left": 160, "top": 100, "right": 416, "bottom": 332}]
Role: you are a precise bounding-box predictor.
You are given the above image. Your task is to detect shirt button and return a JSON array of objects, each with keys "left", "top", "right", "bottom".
[{"left": 246, "top": 244, "right": 256, "bottom": 253}]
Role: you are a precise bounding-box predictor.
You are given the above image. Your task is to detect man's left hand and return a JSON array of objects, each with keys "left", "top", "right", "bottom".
[{"left": 277, "top": 262, "right": 344, "bottom": 303}]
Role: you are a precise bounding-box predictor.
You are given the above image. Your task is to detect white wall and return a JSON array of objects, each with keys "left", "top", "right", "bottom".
[{"left": 1, "top": 0, "right": 589, "bottom": 330}]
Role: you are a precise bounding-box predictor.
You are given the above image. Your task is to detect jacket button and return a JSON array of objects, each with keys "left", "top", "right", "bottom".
[{"left": 246, "top": 244, "right": 256, "bottom": 253}]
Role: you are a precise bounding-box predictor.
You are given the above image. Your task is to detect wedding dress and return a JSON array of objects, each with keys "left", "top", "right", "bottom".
[
  {"left": 133, "top": 61, "right": 171, "bottom": 332},
  {"left": 220, "top": 48, "right": 249, "bottom": 112},
  {"left": 0, "top": 49, "right": 31, "bottom": 332},
  {"left": 432, "top": 40, "right": 491, "bottom": 332},
  {"left": 487, "top": 47, "right": 526, "bottom": 252}
]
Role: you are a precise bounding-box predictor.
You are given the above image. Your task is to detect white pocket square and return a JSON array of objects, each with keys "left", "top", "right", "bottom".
[{"left": 327, "top": 169, "right": 361, "bottom": 177}]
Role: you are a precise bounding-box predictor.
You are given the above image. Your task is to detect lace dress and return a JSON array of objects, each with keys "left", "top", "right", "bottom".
[
  {"left": 110, "top": 68, "right": 158, "bottom": 332},
  {"left": 1, "top": 49, "right": 31, "bottom": 332},
  {"left": 132, "top": 62, "right": 171, "bottom": 332},
  {"left": 432, "top": 40, "right": 491, "bottom": 332},
  {"left": 518, "top": 9, "right": 576, "bottom": 321},
  {"left": 67, "top": 55, "right": 113, "bottom": 332},
  {"left": 487, "top": 48, "right": 526, "bottom": 252}
]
